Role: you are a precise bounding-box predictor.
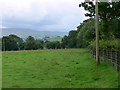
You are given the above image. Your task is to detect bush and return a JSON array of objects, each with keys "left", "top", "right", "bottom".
[{"left": 88, "top": 39, "right": 120, "bottom": 50}]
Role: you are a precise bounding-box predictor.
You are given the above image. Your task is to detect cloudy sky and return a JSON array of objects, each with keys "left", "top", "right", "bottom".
[{"left": 0, "top": 0, "right": 87, "bottom": 32}]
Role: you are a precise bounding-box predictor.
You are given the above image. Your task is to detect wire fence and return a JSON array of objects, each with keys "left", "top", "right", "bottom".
[{"left": 90, "top": 49, "right": 120, "bottom": 71}]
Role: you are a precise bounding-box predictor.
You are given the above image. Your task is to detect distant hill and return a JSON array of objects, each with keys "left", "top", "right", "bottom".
[{"left": 2, "top": 28, "right": 67, "bottom": 39}]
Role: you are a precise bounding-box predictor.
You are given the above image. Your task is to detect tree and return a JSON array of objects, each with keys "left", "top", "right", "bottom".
[
  {"left": 45, "top": 41, "right": 61, "bottom": 49},
  {"left": 67, "top": 30, "right": 77, "bottom": 48},
  {"left": 77, "top": 18, "right": 95, "bottom": 48},
  {"left": 9, "top": 34, "right": 23, "bottom": 50},
  {"left": 35, "top": 39, "right": 44, "bottom": 49},
  {"left": 2, "top": 34, "right": 23, "bottom": 51},
  {"left": 61, "top": 35, "right": 69, "bottom": 48},
  {"left": 25, "top": 36, "right": 36, "bottom": 50},
  {"left": 79, "top": 1, "right": 120, "bottom": 19},
  {"left": 79, "top": 1, "right": 120, "bottom": 39},
  {"left": 61, "top": 30, "right": 77, "bottom": 49}
]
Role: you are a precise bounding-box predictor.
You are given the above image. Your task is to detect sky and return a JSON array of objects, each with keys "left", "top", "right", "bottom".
[{"left": 0, "top": 0, "right": 87, "bottom": 32}]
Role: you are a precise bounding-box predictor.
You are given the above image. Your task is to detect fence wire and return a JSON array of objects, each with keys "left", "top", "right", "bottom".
[{"left": 90, "top": 49, "right": 120, "bottom": 71}]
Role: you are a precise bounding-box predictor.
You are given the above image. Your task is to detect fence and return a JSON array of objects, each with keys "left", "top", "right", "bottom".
[{"left": 90, "top": 49, "right": 120, "bottom": 71}]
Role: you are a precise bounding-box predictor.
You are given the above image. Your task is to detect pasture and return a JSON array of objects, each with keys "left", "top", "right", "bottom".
[
  {"left": 46, "top": 37, "right": 62, "bottom": 42},
  {"left": 2, "top": 49, "right": 118, "bottom": 88}
]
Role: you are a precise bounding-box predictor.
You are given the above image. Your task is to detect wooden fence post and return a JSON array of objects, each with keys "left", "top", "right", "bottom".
[
  {"left": 90, "top": 49, "right": 120, "bottom": 72},
  {"left": 116, "top": 50, "right": 119, "bottom": 72}
]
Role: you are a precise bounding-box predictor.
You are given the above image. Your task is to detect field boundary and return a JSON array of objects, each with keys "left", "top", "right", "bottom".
[
  {"left": 90, "top": 49, "right": 120, "bottom": 71},
  {"left": 2, "top": 49, "right": 82, "bottom": 52}
]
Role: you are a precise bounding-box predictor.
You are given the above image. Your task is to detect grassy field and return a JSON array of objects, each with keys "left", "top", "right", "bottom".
[
  {"left": 2, "top": 49, "right": 118, "bottom": 88},
  {"left": 46, "top": 37, "right": 62, "bottom": 42}
]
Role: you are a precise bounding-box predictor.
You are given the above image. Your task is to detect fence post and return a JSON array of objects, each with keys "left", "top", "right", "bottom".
[
  {"left": 111, "top": 49, "right": 112, "bottom": 64},
  {"left": 116, "top": 50, "right": 119, "bottom": 72},
  {"left": 90, "top": 49, "right": 120, "bottom": 72},
  {"left": 102, "top": 49, "right": 104, "bottom": 61}
]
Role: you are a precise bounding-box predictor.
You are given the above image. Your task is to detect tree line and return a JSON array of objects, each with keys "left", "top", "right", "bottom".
[{"left": 1, "top": 35, "right": 63, "bottom": 51}]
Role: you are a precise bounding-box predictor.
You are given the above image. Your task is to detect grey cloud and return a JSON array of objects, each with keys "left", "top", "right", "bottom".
[{"left": 1, "top": 0, "right": 87, "bottom": 32}]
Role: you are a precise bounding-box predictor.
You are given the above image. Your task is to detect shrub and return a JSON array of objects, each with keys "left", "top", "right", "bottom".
[{"left": 88, "top": 39, "right": 120, "bottom": 50}]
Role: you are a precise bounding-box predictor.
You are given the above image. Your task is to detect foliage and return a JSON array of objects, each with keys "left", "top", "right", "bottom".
[
  {"left": 62, "top": 1, "right": 120, "bottom": 49},
  {"left": 35, "top": 39, "right": 44, "bottom": 49},
  {"left": 67, "top": 30, "right": 77, "bottom": 48},
  {"left": 25, "top": 36, "right": 36, "bottom": 50},
  {"left": 79, "top": 1, "right": 120, "bottom": 19},
  {"left": 2, "top": 35, "right": 44, "bottom": 51},
  {"left": 61, "top": 18, "right": 96, "bottom": 49},
  {"left": 2, "top": 34, "right": 23, "bottom": 51},
  {"left": 79, "top": 1, "right": 120, "bottom": 39},
  {"left": 77, "top": 18, "right": 95, "bottom": 48},
  {"left": 45, "top": 41, "right": 61, "bottom": 49},
  {"left": 88, "top": 39, "right": 120, "bottom": 49},
  {"left": 61, "top": 30, "right": 77, "bottom": 48},
  {"left": 61, "top": 35, "right": 69, "bottom": 48},
  {"left": 24, "top": 36, "right": 44, "bottom": 50}
]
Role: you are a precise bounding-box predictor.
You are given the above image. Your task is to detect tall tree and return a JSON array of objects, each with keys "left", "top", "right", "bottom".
[
  {"left": 2, "top": 34, "right": 23, "bottom": 51},
  {"left": 79, "top": 1, "right": 120, "bottom": 39},
  {"left": 25, "top": 36, "right": 36, "bottom": 50},
  {"left": 35, "top": 39, "right": 44, "bottom": 49},
  {"left": 9, "top": 34, "right": 23, "bottom": 50},
  {"left": 61, "top": 31, "right": 77, "bottom": 48},
  {"left": 61, "top": 35, "right": 69, "bottom": 48},
  {"left": 77, "top": 18, "right": 95, "bottom": 48},
  {"left": 67, "top": 30, "right": 77, "bottom": 48}
]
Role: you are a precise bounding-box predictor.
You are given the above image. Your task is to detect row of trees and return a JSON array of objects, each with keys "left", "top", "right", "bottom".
[
  {"left": 61, "top": 1, "right": 120, "bottom": 49},
  {"left": 2, "top": 35, "right": 62, "bottom": 51},
  {"left": 61, "top": 18, "right": 95, "bottom": 48}
]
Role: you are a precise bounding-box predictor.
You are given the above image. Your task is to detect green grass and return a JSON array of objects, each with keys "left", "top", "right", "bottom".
[
  {"left": 46, "top": 37, "right": 62, "bottom": 42},
  {"left": 2, "top": 49, "right": 118, "bottom": 88}
]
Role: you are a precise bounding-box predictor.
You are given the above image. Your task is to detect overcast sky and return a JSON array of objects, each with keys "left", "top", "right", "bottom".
[{"left": 0, "top": 0, "right": 87, "bottom": 32}]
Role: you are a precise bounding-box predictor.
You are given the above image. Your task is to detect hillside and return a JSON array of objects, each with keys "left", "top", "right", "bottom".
[{"left": 2, "top": 28, "right": 67, "bottom": 39}]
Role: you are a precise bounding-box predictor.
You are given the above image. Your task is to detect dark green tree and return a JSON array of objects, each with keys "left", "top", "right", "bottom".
[
  {"left": 77, "top": 18, "right": 95, "bottom": 48},
  {"left": 9, "top": 34, "right": 23, "bottom": 50},
  {"left": 61, "top": 35, "right": 69, "bottom": 48},
  {"left": 61, "top": 30, "right": 77, "bottom": 49},
  {"left": 35, "top": 39, "right": 44, "bottom": 49},
  {"left": 45, "top": 41, "right": 61, "bottom": 49},
  {"left": 25, "top": 36, "right": 36, "bottom": 50},
  {"left": 79, "top": 1, "right": 120, "bottom": 39},
  {"left": 67, "top": 30, "right": 77, "bottom": 48},
  {"left": 2, "top": 34, "right": 23, "bottom": 51}
]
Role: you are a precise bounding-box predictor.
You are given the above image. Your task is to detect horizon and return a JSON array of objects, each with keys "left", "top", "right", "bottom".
[{"left": 1, "top": 27, "right": 69, "bottom": 33}]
